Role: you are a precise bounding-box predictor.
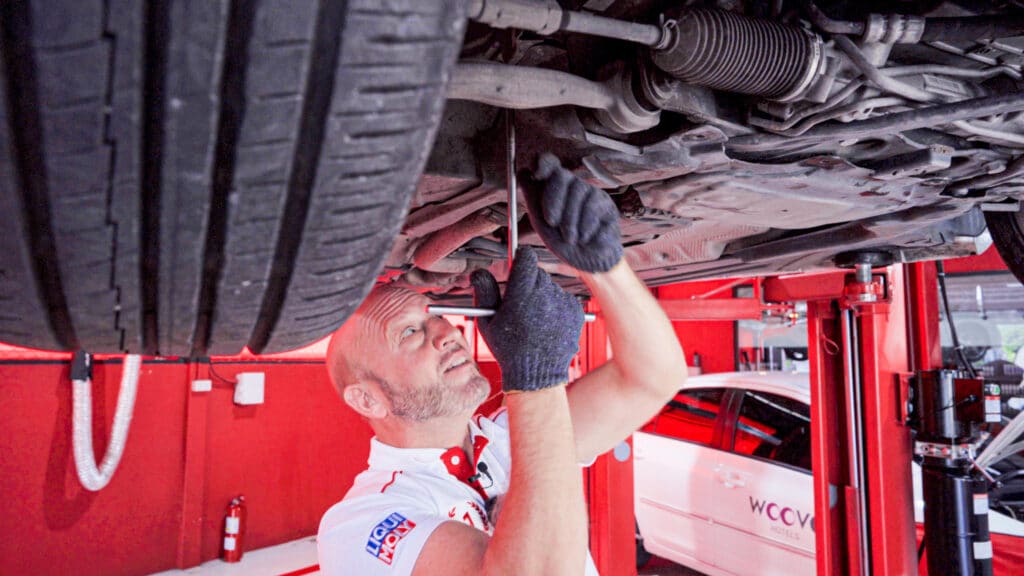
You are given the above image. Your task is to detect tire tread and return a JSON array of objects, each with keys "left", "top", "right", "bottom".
[{"left": 0, "top": 0, "right": 466, "bottom": 356}]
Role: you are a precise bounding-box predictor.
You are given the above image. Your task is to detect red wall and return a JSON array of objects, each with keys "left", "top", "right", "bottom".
[
  {"left": 658, "top": 280, "right": 740, "bottom": 374},
  {"left": 0, "top": 357, "right": 367, "bottom": 576},
  {"left": 194, "top": 362, "right": 369, "bottom": 564},
  {"left": 1, "top": 361, "right": 187, "bottom": 576}
]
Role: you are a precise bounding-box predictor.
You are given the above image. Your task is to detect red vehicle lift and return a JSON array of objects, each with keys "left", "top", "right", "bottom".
[{"left": 587, "top": 259, "right": 948, "bottom": 576}]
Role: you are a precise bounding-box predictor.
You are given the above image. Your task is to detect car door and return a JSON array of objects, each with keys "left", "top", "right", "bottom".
[
  {"left": 709, "top": 389, "right": 816, "bottom": 575},
  {"left": 634, "top": 387, "right": 728, "bottom": 573}
]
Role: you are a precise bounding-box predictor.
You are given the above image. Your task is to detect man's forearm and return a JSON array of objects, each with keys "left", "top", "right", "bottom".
[
  {"left": 481, "top": 386, "right": 587, "bottom": 575},
  {"left": 581, "top": 259, "right": 687, "bottom": 396}
]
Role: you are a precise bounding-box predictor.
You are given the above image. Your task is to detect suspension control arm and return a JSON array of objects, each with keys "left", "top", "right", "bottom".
[{"left": 468, "top": 0, "right": 669, "bottom": 48}]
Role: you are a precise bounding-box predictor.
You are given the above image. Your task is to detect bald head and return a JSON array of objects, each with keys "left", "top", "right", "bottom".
[
  {"left": 326, "top": 284, "right": 426, "bottom": 392},
  {"left": 326, "top": 283, "right": 491, "bottom": 426}
]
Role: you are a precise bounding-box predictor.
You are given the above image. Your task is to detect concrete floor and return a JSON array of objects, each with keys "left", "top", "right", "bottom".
[
  {"left": 146, "top": 536, "right": 706, "bottom": 576},
  {"left": 149, "top": 537, "right": 318, "bottom": 576},
  {"left": 639, "top": 556, "right": 708, "bottom": 576}
]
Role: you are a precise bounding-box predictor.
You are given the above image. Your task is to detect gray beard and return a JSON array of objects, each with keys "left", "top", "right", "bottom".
[{"left": 379, "top": 373, "right": 490, "bottom": 422}]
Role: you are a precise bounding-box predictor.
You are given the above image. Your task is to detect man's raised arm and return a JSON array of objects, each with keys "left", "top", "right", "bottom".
[
  {"left": 413, "top": 248, "right": 588, "bottom": 575},
  {"left": 523, "top": 154, "right": 688, "bottom": 463}
]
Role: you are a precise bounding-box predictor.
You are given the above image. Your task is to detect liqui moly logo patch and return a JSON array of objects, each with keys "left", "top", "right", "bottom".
[{"left": 366, "top": 512, "right": 417, "bottom": 565}]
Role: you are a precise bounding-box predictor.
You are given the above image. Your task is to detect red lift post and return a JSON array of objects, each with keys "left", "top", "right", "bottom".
[
  {"left": 588, "top": 262, "right": 941, "bottom": 576},
  {"left": 589, "top": 261, "right": 954, "bottom": 573},
  {"left": 764, "top": 265, "right": 920, "bottom": 575}
]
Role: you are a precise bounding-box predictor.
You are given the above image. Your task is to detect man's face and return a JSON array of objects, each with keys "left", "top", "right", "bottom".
[{"left": 357, "top": 288, "right": 490, "bottom": 422}]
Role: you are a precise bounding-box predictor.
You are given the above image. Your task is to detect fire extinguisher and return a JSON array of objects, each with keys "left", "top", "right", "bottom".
[{"left": 222, "top": 495, "right": 246, "bottom": 563}]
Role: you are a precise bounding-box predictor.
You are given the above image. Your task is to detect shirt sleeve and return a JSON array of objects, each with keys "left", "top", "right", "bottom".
[{"left": 318, "top": 494, "right": 448, "bottom": 576}]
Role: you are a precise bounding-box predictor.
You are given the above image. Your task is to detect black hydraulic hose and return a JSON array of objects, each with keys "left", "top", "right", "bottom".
[
  {"left": 921, "top": 15, "right": 1024, "bottom": 42},
  {"left": 936, "top": 261, "right": 978, "bottom": 378}
]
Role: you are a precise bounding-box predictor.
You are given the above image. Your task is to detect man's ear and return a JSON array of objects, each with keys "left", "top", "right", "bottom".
[{"left": 343, "top": 383, "right": 388, "bottom": 419}]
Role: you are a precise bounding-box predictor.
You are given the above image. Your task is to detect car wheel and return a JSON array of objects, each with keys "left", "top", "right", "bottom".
[
  {"left": 987, "top": 206, "right": 1024, "bottom": 287},
  {"left": 0, "top": 0, "right": 466, "bottom": 355}
]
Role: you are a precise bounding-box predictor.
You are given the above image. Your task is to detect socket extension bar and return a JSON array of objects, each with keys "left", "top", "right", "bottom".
[{"left": 426, "top": 110, "right": 597, "bottom": 323}]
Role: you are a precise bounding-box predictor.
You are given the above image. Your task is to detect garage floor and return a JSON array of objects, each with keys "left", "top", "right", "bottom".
[
  {"left": 148, "top": 538, "right": 318, "bottom": 576},
  {"left": 146, "top": 537, "right": 705, "bottom": 576},
  {"left": 640, "top": 556, "right": 707, "bottom": 576}
]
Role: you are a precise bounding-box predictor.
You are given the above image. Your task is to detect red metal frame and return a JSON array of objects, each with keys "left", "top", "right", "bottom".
[
  {"left": 806, "top": 300, "right": 856, "bottom": 576},
  {"left": 763, "top": 271, "right": 851, "bottom": 303},
  {"left": 765, "top": 266, "right": 918, "bottom": 576},
  {"left": 176, "top": 362, "right": 211, "bottom": 568},
  {"left": 906, "top": 262, "right": 942, "bottom": 372},
  {"left": 659, "top": 297, "right": 793, "bottom": 321},
  {"left": 589, "top": 262, "right": 947, "bottom": 576},
  {"left": 580, "top": 301, "right": 638, "bottom": 576},
  {"left": 854, "top": 267, "right": 917, "bottom": 575},
  {"left": 659, "top": 277, "right": 794, "bottom": 321}
]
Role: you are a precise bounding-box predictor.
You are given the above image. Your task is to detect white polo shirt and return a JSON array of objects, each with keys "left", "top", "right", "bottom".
[{"left": 317, "top": 408, "right": 599, "bottom": 575}]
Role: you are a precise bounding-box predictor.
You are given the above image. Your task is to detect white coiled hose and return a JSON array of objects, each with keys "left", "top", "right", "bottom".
[
  {"left": 977, "top": 408, "right": 1024, "bottom": 469},
  {"left": 72, "top": 354, "right": 142, "bottom": 491}
]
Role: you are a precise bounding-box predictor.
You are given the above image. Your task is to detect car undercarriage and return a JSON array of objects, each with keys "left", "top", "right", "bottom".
[
  {"left": 395, "top": 0, "right": 1024, "bottom": 303},
  {"left": 3, "top": 0, "right": 1023, "bottom": 355}
]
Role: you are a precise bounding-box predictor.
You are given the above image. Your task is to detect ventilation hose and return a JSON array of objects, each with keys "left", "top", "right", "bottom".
[
  {"left": 72, "top": 354, "right": 142, "bottom": 491},
  {"left": 978, "top": 409, "right": 1024, "bottom": 469}
]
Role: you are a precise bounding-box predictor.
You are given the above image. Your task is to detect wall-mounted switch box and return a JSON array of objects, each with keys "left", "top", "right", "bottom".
[{"left": 234, "top": 372, "right": 265, "bottom": 405}]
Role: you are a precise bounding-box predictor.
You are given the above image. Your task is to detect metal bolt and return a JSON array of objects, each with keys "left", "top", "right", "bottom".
[{"left": 855, "top": 262, "right": 873, "bottom": 284}]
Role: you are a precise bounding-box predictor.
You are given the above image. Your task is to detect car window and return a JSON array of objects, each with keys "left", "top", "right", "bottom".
[
  {"left": 733, "top": 390, "right": 812, "bottom": 472},
  {"left": 644, "top": 388, "right": 725, "bottom": 446}
]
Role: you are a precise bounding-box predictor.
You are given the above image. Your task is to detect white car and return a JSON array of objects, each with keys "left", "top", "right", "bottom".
[{"left": 633, "top": 371, "right": 1024, "bottom": 576}]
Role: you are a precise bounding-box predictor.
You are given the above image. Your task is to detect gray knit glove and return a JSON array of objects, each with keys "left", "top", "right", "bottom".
[
  {"left": 470, "top": 247, "right": 584, "bottom": 393},
  {"left": 523, "top": 153, "right": 623, "bottom": 273}
]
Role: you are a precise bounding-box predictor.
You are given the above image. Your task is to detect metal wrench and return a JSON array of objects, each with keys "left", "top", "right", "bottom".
[{"left": 427, "top": 110, "right": 596, "bottom": 322}]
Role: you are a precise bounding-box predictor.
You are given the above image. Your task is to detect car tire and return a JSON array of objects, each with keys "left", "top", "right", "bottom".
[
  {"left": 987, "top": 206, "right": 1024, "bottom": 287},
  {"left": 0, "top": 0, "right": 466, "bottom": 355}
]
